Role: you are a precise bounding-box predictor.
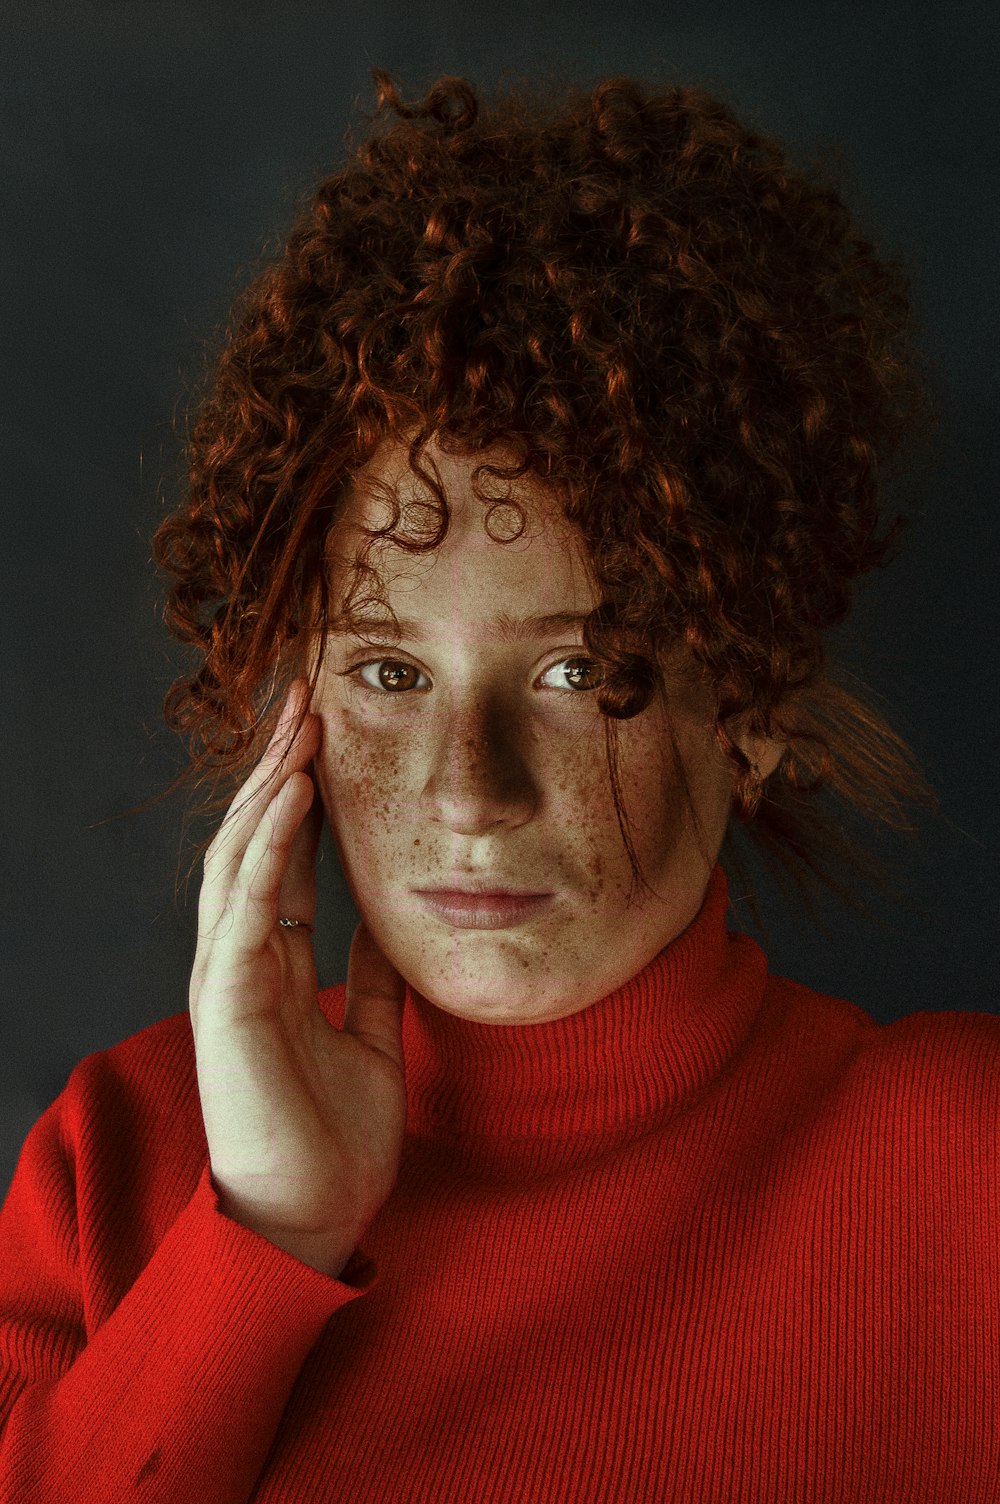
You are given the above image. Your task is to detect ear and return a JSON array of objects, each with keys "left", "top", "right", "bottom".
[
  {"left": 744, "top": 734, "right": 786, "bottom": 781},
  {"left": 731, "top": 727, "right": 786, "bottom": 782}
]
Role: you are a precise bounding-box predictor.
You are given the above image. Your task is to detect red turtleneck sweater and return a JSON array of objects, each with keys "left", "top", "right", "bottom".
[{"left": 0, "top": 867, "right": 997, "bottom": 1502}]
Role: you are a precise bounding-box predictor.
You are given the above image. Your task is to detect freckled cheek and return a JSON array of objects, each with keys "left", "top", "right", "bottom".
[
  {"left": 572, "top": 727, "right": 682, "bottom": 900},
  {"left": 549, "top": 744, "right": 612, "bottom": 827},
  {"left": 315, "top": 713, "right": 417, "bottom": 874},
  {"left": 538, "top": 734, "right": 622, "bottom": 904}
]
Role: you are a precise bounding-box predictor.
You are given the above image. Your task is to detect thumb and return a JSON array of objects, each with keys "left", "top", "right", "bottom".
[{"left": 343, "top": 921, "right": 407, "bottom": 1070}]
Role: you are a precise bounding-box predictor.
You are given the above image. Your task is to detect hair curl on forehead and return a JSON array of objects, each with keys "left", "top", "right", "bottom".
[{"left": 153, "top": 68, "right": 938, "bottom": 916}]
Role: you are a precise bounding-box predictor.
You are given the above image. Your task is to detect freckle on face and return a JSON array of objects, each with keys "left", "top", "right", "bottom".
[{"left": 310, "top": 435, "right": 735, "bottom": 1026}]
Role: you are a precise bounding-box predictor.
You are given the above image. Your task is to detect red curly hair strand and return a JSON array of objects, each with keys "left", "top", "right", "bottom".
[{"left": 152, "top": 69, "right": 939, "bottom": 915}]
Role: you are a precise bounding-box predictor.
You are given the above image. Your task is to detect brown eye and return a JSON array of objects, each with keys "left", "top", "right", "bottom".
[
  {"left": 350, "top": 656, "right": 601, "bottom": 696},
  {"left": 540, "top": 657, "right": 604, "bottom": 692},
  {"left": 356, "top": 659, "right": 429, "bottom": 693}
]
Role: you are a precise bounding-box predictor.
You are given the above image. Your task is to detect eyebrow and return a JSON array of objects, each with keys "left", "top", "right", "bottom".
[{"left": 332, "top": 610, "right": 589, "bottom": 644}]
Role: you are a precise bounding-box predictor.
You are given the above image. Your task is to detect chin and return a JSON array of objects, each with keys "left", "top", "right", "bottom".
[
  {"left": 415, "top": 961, "right": 528, "bottom": 1016},
  {"left": 409, "top": 956, "right": 592, "bottom": 1027},
  {"left": 419, "top": 990, "right": 535, "bottom": 1025}
]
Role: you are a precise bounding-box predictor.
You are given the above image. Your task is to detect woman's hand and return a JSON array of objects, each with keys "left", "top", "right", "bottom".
[{"left": 188, "top": 679, "right": 408, "bottom": 1277}]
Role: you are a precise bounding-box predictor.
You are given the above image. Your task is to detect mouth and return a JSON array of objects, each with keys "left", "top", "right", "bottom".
[
  {"left": 415, "top": 881, "right": 549, "bottom": 896},
  {"left": 412, "top": 888, "right": 554, "bottom": 931}
]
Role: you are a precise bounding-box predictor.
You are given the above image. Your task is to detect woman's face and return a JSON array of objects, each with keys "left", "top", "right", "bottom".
[{"left": 311, "top": 438, "right": 757, "bottom": 1025}]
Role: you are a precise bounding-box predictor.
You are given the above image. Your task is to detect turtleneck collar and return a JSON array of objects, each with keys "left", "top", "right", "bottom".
[{"left": 399, "top": 864, "right": 770, "bottom": 1178}]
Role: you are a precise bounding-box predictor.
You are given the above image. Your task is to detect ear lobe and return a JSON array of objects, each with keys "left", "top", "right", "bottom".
[
  {"left": 728, "top": 723, "right": 786, "bottom": 784},
  {"left": 727, "top": 730, "right": 787, "bottom": 823},
  {"left": 747, "top": 735, "right": 786, "bottom": 782}
]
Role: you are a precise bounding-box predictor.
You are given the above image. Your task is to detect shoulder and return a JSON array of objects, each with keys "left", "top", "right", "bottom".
[
  {"left": 838, "top": 991, "right": 1000, "bottom": 1113},
  {"left": 765, "top": 970, "right": 1000, "bottom": 1156},
  {"left": 47, "top": 1013, "right": 205, "bottom": 1214},
  {"left": 4, "top": 1014, "right": 206, "bottom": 1288},
  {"left": 856, "top": 1002, "right": 1000, "bottom": 1138},
  {"left": 60, "top": 1011, "right": 199, "bottom": 1133}
]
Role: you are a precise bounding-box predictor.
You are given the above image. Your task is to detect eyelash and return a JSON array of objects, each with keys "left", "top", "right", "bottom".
[{"left": 341, "top": 655, "right": 603, "bottom": 698}]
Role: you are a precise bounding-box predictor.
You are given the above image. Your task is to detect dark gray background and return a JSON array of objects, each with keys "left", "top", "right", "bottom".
[{"left": 2, "top": 0, "right": 997, "bottom": 1197}]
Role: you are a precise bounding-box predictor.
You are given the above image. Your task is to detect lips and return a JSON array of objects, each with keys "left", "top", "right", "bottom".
[
  {"left": 415, "top": 886, "right": 547, "bottom": 898},
  {"left": 413, "top": 888, "right": 553, "bottom": 931}
]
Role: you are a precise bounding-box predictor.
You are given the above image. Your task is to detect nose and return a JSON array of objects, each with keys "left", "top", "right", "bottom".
[{"left": 419, "top": 695, "right": 539, "bottom": 835}]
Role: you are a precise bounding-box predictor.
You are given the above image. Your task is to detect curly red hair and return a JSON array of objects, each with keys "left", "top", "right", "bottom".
[{"left": 153, "top": 69, "right": 938, "bottom": 912}]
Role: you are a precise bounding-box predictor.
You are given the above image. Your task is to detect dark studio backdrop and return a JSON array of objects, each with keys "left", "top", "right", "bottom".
[{"left": 2, "top": 0, "right": 997, "bottom": 1196}]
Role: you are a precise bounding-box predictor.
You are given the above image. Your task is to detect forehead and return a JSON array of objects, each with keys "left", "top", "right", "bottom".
[{"left": 328, "top": 439, "right": 598, "bottom": 629}]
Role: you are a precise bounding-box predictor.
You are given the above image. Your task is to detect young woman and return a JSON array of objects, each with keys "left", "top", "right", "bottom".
[{"left": 1, "top": 70, "right": 995, "bottom": 1504}]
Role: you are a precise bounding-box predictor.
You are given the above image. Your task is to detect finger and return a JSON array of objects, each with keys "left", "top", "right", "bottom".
[
  {"left": 209, "top": 683, "right": 317, "bottom": 870},
  {"left": 199, "top": 690, "right": 319, "bottom": 930},
  {"left": 275, "top": 766, "right": 325, "bottom": 1011},
  {"left": 278, "top": 768, "right": 324, "bottom": 923},
  {"left": 223, "top": 768, "right": 317, "bottom": 953},
  {"left": 342, "top": 922, "right": 407, "bottom": 1072}
]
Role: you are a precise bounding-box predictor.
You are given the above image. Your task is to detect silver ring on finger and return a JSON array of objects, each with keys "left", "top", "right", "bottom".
[{"left": 278, "top": 915, "right": 315, "bottom": 934}]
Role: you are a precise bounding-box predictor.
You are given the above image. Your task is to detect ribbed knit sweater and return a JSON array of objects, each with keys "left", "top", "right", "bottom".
[{"left": 0, "top": 866, "right": 997, "bottom": 1503}]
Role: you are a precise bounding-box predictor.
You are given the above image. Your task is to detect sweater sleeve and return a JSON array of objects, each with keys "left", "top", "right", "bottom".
[{"left": 0, "top": 1036, "right": 376, "bottom": 1504}]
